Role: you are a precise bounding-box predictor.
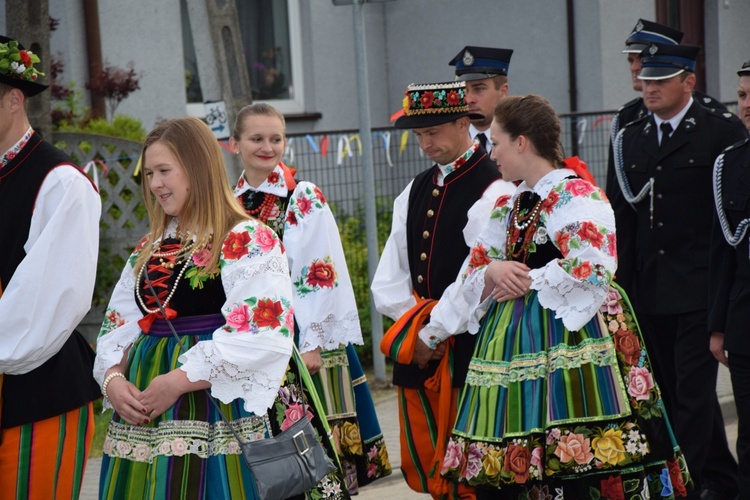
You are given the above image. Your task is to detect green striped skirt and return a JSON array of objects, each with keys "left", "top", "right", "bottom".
[{"left": 441, "top": 284, "right": 692, "bottom": 498}]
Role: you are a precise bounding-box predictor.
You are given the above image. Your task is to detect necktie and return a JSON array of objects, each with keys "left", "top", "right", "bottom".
[
  {"left": 659, "top": 122, "right": 673, "bottom": 148},
  {"left": 476, "top": 133, "right": 487, "bottom": 150}
]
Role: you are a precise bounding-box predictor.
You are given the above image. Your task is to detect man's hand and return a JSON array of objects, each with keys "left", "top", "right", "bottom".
[
  {"left": 709, "top": 331, "right": 728, "bottom": 367},
  {"left": 413, "top": 339, "right": 446, "bottom": 369},
  {"left": 301, "top": 347, "right": 323, "bottom": 375}
]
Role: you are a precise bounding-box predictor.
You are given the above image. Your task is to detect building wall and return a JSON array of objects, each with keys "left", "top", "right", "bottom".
[{"left": 705, "top": 0, "right": 750, "bottom": 103}]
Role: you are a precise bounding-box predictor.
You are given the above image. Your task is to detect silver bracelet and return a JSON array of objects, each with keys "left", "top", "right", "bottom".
[{"left": 101, "top": 371, "right": 127, "bottom": 400}]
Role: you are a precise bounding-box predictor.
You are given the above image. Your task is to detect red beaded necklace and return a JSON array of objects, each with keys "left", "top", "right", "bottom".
[{"left": 244, "top": 191, "right": 279, "bottom": 222}]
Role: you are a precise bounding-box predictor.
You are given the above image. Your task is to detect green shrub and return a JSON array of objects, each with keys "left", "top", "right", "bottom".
[{"left": 57, "top": 114, "right": 146, "bottom": 143}]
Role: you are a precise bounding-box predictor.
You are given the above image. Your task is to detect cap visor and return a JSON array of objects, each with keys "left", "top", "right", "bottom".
[
  {"left": 638, "top": 67, "right": 685, "bottom": 80},
  {"left": 622, "top": 43, "right": 648, "bottom": 54},
  {"left": 455, "top": 72, "right": 502, "bottom": 82}
]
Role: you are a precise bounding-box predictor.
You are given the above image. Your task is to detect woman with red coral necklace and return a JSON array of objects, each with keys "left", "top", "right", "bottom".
[
  {"left": 231, "top": 104, "right": 393, "bottom": 493},
  {"left": 439, "top": 96, "right": 692, "bottom": 499},
  {"left": 93, "top": 117, "right": 348, "bottom": 499}
]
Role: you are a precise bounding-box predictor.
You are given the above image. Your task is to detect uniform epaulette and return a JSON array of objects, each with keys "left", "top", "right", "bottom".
[
  {"left": 704, "top": 106, "right": 742, "bottom": 124},
  {"left": 693, "top": 91, "right": 728, "bottom": 112},
  {"left": 617, "top": 97, "right": 642, "bottom": 113},
  {"left": 721, "top": 136, "right": 750, "bottom": 154}
]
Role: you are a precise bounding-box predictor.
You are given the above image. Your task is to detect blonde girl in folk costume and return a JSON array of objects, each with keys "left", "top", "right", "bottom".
[
  {"left": 440, "top": 96, "right": 692, "bottom": 499},
  {"left": 93, "top": 117, "right": 346, "bottom": 499},
  {"left": 231, "top": 103, "right": 392, "bottom": 493}
]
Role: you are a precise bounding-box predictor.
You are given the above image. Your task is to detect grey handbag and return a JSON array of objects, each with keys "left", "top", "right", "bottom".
[{"left": 145, "top": 273, "right": 336, "bottom": 499}]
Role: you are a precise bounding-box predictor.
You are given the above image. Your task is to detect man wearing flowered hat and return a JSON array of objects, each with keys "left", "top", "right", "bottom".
[
  {"left": 0, "top": 36, "right": 101, "bottom": 498},
  {"left": 611, "top": 42, "right": 746, "bottom": 500},
  {"left": 372, "top": 80, "right": 512, "bottom": 498},
  {"left": 708, "top": 59, "right": 750, "bottom": 500}
]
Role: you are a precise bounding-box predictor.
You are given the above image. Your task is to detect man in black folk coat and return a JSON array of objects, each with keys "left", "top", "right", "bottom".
[
  {"left": 708, "top": 59, "right": 750, "bottom": 500},
  {"left": 611, "top": 43, "right": 747, "bottom": 499}
]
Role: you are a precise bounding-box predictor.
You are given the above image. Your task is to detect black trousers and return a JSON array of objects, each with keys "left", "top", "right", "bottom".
[
  {"left": 729, "top": 351, "right": 750, "bottom": 500},
  {"left": 638, "top": 311, "right": 738, "bottom": 497}
]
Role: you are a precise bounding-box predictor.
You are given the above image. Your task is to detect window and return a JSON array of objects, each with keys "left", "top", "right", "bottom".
[{"left": 236, "top": 0, "right": 304, "bottom": 113}]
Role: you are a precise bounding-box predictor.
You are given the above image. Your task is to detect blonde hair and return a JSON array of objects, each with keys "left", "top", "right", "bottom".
[
  {"left": 232, "top": 103, "right": 286, "bottom": 139},
  {"left": 135, "top": 117, "right": 250, "bottom": 274}
]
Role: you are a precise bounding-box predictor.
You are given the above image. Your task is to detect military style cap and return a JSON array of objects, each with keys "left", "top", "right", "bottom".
[
  {"left": 738, "top": 59, "right": 750, "bottom": 76},
  {"left": 638, "top": 43, "right": 700, "bottom": 80},
  {"left": 449, "top": 46, "right": 513, "bottom": 81},
  {"left": 0, "top": 35, "right": 47, "bottom": 96},
  {"left": 623, "top": 19, "right": 683, "bottom": 54},
  {"left": 394, "top": 81, "right": 482, "bottom": 129}
]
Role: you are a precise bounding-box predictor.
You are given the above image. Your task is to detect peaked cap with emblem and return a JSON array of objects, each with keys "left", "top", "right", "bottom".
[
  {"left": 449, "top": 46, "right": 513, "bottom": 81},
  {"left": 738, "top": 59, "right": 750, "bottom": 76},
  {"left": 623, "top": 19, "right": 683, "bottom": 54},
  {"left": 639, "top": 43, "right": 700, "bottom": 80}
]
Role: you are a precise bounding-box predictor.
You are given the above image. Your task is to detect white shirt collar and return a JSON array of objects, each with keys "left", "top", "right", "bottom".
[
  {"left": 653, "top": 96, "right": 694, "bottom": 140},
  {"left": 233, "top": 164, "right": 290, "bottom": 198}
]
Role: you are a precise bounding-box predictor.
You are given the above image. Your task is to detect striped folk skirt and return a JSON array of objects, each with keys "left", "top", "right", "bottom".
[
  {"left": 441, "top": 285, "right": 693, "bottom": 499},
  {"left": 99, "top": 314, "right": 349, "bottom": 500},
  {"left": 311, "top": 344, "right": 392, "bottom": 494}
]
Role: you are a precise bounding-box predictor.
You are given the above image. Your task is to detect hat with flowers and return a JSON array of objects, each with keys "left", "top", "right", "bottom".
[
  {"left": 394, "top": 81, "right": 481, "bottom": 129},
  {"left": 0, "top": 36, "right": 48, "bottom": 96}
]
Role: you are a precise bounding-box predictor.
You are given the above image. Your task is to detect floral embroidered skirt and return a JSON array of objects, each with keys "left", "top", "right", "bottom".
[
  {"left": 440, "top": 285, "right": 692, "bottom": 499},
  {"left": 312, "top": 344, "right": 392, "bottom": 494},
  {"left": 99, "top": 314, "right": 349, "bottom": 500}
]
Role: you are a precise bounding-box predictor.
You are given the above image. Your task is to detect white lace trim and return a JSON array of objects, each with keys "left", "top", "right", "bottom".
[
  {"left": 103, "top": 415, "right": 271, "bottom": 462},
  {"left": 178, "top": 341, "right": 289, "bottom": 415},
  {"left": 221, "top": 255, "right": 288, "bottom": 292},
  {"left": 529, "top": 262, "right": 608, "bottom": 331},
  {"left": 94, "top": 321, "right": 141, "bottom": 410},
  {"left": 298, "top": 310, "right": 362, "bottom": 352}
]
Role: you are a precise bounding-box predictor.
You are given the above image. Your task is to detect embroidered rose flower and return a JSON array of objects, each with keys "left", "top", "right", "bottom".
[
  {"left": 267, "top": 203, "right": 281, "bottom": 220},
  {"left": 542, "top": 190, "right": 560, "bottom": 213},
  {"left": 469, "top": 244, "right": 492, "bottom": 269},
  {"left": 116, "top": 440, "right": 132, "bottom": 456},
  {"left": 556, "top": 232, "right": 571, "bottom": 255},
  {"left": 607, "top": 232, "right": 617, "bottom": 258},
  {"left": 331, "top": 424, "right": 342, "bottom": 455},
  {"left": 565, "top": 179, "right": 595, "bottom": 197},
  {"left": 600, "top": 475, "right": 625, "bottom": 500},
  {"left": 367, "top": 463, "right": 378, "bottom": 477},
  {"left": 494, "top": 194, "right": 511, "bottom": 209},
  {"left": 615, "top": 330, "right": 641, "bottom": 366},
  {"left": 313, "top": 186, "right": 327, "bottom": 204},
  {"left": 254, "top": 225, "right": 278, "bottom": 253},
  {"left": 226, "top": 304, "right": 252, "bottom": 332},
  {"left": 341, "top": 422, "right": 363, "bottom": 455},
  {"left": 267, "top": 171, "right": 280, "bottom": 184},
  {"left": 482, "top": 448, "right": 503, "bottom": 477},
  {"left": 280, "top": 403, "right": 314, "bottom": 431},
  {"left": 667, "top": 459, "right": 687, "bottom": 497},
  {"left": 503, "top": 443, "right": 530, "bottom": 484},
  {"left": 554, "top": 432, "right": 593, "bottom": 465},
  {"left": 465, "top": 443, "right": 483, "bottom": 480},
  {"left": 577, "top": 221, "right": 605, "bottom": 249},
  {"left": 222, "top": 230, "right": 251, "bottom": 260},
  {"left": 307, "top": 259, "right": 337, "bottom": 288},
  {"left": 297, "top": 196, "right": 313, "bottom": 215},
  {"left": 286, "top": 210, "right": 298, "bottom": 226},
  {"left": 158, "top": 441, "right": 172, "bottom": 455},
  {"left": 627, "top": 366, "right": 654, "bottom": 400},
  {"left": 591, "top": 428, "right": 626, "bottom": 466},
  {"left": 530, "top": 446, "right": 543, "bottom": 469},
  {"left": 441, "top": 439, "right": 462, "bottom": 474},
  {"left": 600, "top": 288, "right": 623, "bottom": 315},
  {"left": 572, "top": 261, "right": 593, "bottom": 280},
  {"left": 420, "top": 91, "right": 435, "bottom": 108},
  {"left": 252, "top": 299, "right": 284, "bottom": 329},
  {"left": 192, "top": 248, "right": 212, "bottom": 267},
  {"left": 446, "top": 90, "right": 460, "bottom": 106},
  {"left": 284, "top": 310, "right": 295, "bottom": 330}
]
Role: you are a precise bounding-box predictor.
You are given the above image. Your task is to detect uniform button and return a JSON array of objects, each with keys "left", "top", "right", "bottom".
[
  {"left": 656, "top": 193, "right": 663, "bottom": 199},
  {"left": 417, "top": 275, "right": 424, "bottom": 283},
  {"left": 427, "top": 209, "right": 435, "bottom": 217},
  {"left": 420, "top": 252, "right": 427, "bottom": 261},
  {"left": 657, "top": 221, "right": 664, "bottom": 227},
  {"left": 432, "top": 188, "right": 440, "bottom": 197},
  {"left": 423, "top": 230, "right": 430, "bottom": 239},
  {"left": 656, "top": 165, "right": 663, "bottom": 171},
  {"left": 729, "top": 200, "right": 736, "bottom": 206},
  {"left": 630, "top": 164, "right": 636, "bottom": 169},
  {"left": 658, "top": 249, "right": 665, "bottom": 255},
  {"left": 689, "top": 159, "right": 694, "bottom": 164}
]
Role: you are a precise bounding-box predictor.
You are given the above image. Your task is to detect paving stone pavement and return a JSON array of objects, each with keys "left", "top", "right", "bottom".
[{"left": 79, "top": 365, "right": 739, "bottom": 499}]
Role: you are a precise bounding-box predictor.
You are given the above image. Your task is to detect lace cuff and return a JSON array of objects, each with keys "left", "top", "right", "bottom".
[
  {"left": 179, "top": 340, "right": 291, "bottom": 415},
  {"left": 93, "top": 321, "right": 141, "bottom": 410},
  {"left": 529, "top": 262, "right": 608, "bottom": 331},
  {"left": 464, "top": 266, "right": 492, "bottom": 334},
  {"left": 298, "top": 310, "right": 362, "bottom": 353}
]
